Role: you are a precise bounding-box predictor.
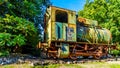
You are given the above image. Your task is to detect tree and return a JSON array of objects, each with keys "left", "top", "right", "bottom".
[
  {"left": 0, "top": 0, "right": 51, "bottom": 55},
  {"left": 78, "top": 0, "right": 120, "bottom": 43}
]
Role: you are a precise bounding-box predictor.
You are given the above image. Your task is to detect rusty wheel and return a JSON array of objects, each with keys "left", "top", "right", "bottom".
[
  {"left": 94, "top": 55, "right": 101, "bottom": 59},
  {"left": 94, "top": 46, "right": 103, "bottom": 59},
  {"left": 94, "top": 52, "right": 102, "bottom": 59}
]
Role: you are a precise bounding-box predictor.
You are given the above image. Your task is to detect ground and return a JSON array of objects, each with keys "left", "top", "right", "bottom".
[
  {"left": 0, "top": 53, "right": 120, "bottom": 68},
  {"left": 1, "top": 59, "right": 120, "bottom": 68}
]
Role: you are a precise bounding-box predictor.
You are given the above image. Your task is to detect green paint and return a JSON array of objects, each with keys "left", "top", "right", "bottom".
[
  {"left": 59, "top": 43, "right": 69, "bottom": 58},
  {"left": 56, "top": 22, "right": 63, "bottom": 40}
]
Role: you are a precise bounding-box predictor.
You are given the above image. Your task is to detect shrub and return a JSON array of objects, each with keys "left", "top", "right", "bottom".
[{"left": 0, "top": 15, "right": 38, "bottom": 54}]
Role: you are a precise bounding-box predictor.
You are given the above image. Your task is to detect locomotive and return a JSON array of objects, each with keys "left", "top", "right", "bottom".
[{"left": 37, "top": 6, "right": 116, "bottom": 59}]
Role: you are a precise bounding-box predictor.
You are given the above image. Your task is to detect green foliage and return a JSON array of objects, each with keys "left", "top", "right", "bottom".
[
  {"left": 78, "top": 0, "right": 120, "bottom": 43},
  {"left": 111, "top": 49, "right": 120, "bottom": 56},
  {"left": 0, "top": 50, "right": 9, "bottom": 56},
  {"left": 0, "top": 33, "right": 11, "bottom": 46},
  {"left": 0, "top": 14, "right": 37, "bottom": 53},
  {"left": 0, "top": 0, "right": 51, "bottom": 41},
  {"left": 110, "top": 43, "right": 120, "bottom": 56},
  {"left": 0, "top": 0, "right": 51, "bottom": 55},
  {"left": 0, "top": 0, "right": 42, "bottom": 18},
  {"left": 12, "top": 35, "right": 26, "bottom": 46},
  {"left": 0, "top": 0, "right": 51, "bottom": 40}
]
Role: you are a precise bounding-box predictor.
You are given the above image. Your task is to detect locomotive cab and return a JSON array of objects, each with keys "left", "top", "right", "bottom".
[
  {"left": 44, "top": 6, "right": 76, "bottom": 44},
  {"left": 42, "top": 6, "right": 77, "bottom": 58}
]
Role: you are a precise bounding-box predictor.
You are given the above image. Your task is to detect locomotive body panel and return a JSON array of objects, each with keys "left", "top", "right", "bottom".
[
  {"left": 67, "top": 24, "right": 76, "bottom": 41},
  {"left": 77, "top": 23, "right": 112, "bottom": 44}
]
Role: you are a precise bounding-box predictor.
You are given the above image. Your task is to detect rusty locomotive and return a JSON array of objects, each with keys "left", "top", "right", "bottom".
[{"left": 37, "top": 6, "right": 116, "bottom": 59}]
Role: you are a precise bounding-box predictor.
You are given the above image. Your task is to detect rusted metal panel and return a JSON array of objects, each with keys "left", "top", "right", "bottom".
[
  {"left": 77, "top": 17, "right": 98, "bottom": 26},
  {"left": 77, "top": 24, "right": 112, "bottom": 44},
  {"left": 97, "top": 28, "right": 112, "bottom": 44},
  {"left": 67, "top": 24, "right": 76, "bottom": 41}
]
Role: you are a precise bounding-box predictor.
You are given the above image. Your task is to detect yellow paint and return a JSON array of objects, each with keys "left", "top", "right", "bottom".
[
  {"left": 63, "top": 23, "right": 68, "bottom": 41},
  {"left": 68, "top": 24, "right": 76, "bottom": 41},
  {"left": 68, "top": 11, "right": 76, "bottom": 24}
]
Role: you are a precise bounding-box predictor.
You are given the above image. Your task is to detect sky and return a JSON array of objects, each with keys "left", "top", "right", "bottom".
[{"left": 50, "top": 0, "right": 86, "bottom": 12}]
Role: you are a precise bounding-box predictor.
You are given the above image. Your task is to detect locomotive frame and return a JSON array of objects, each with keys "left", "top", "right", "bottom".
[
  {"left": 37, "top": 6, "right": 116, "bottom": 59},
  {"left": 38, "top": 40, "right": 116, "bottom": 59}
]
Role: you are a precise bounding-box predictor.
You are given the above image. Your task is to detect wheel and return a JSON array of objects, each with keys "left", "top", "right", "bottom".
[
  {"left": 94, "top": 47, "right": 102, "bottom": 59},
  {"left": 94, "top": 53, "right": 102, "bottom": 59},
  {"left": 94, "top": 55, "right": 101, "bottom": 59}
]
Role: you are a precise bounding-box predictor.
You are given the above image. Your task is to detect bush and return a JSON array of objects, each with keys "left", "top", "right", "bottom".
[
  {"left": 0, "top": 14, "right": 38, "bottom": 55},
  {"left": 0, "top": 50, "right": 9, "bottom": 57},
  {"left": 111, "top": 49, "right": 120, "bottom": 57}
]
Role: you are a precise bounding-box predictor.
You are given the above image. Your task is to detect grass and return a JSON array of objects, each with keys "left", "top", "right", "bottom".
[
  {"left": 33, "top": 64, "right": 60, "bottom": 68},
  {"left": 109, "top": 64, "right": 120, "bottom": 68},
  {"left": 0, "top": 64, "right": 82, "bottom": 68},
  {"left": 0, "top": 64, "right": 32, "bottom": 68},
  {"left": 34, "top": 64, "right": 82, "bottom": 68},
  {"left": 0, "top": 62, "right": 120, "bottom": 68},
  {"left": 79, "top": 62, "right": 120, "bottom": 68}
]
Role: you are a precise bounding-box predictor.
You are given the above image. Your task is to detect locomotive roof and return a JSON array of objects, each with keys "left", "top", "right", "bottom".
[{"left": 49, "top": 6, "right": 76, "bottom": 13}]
